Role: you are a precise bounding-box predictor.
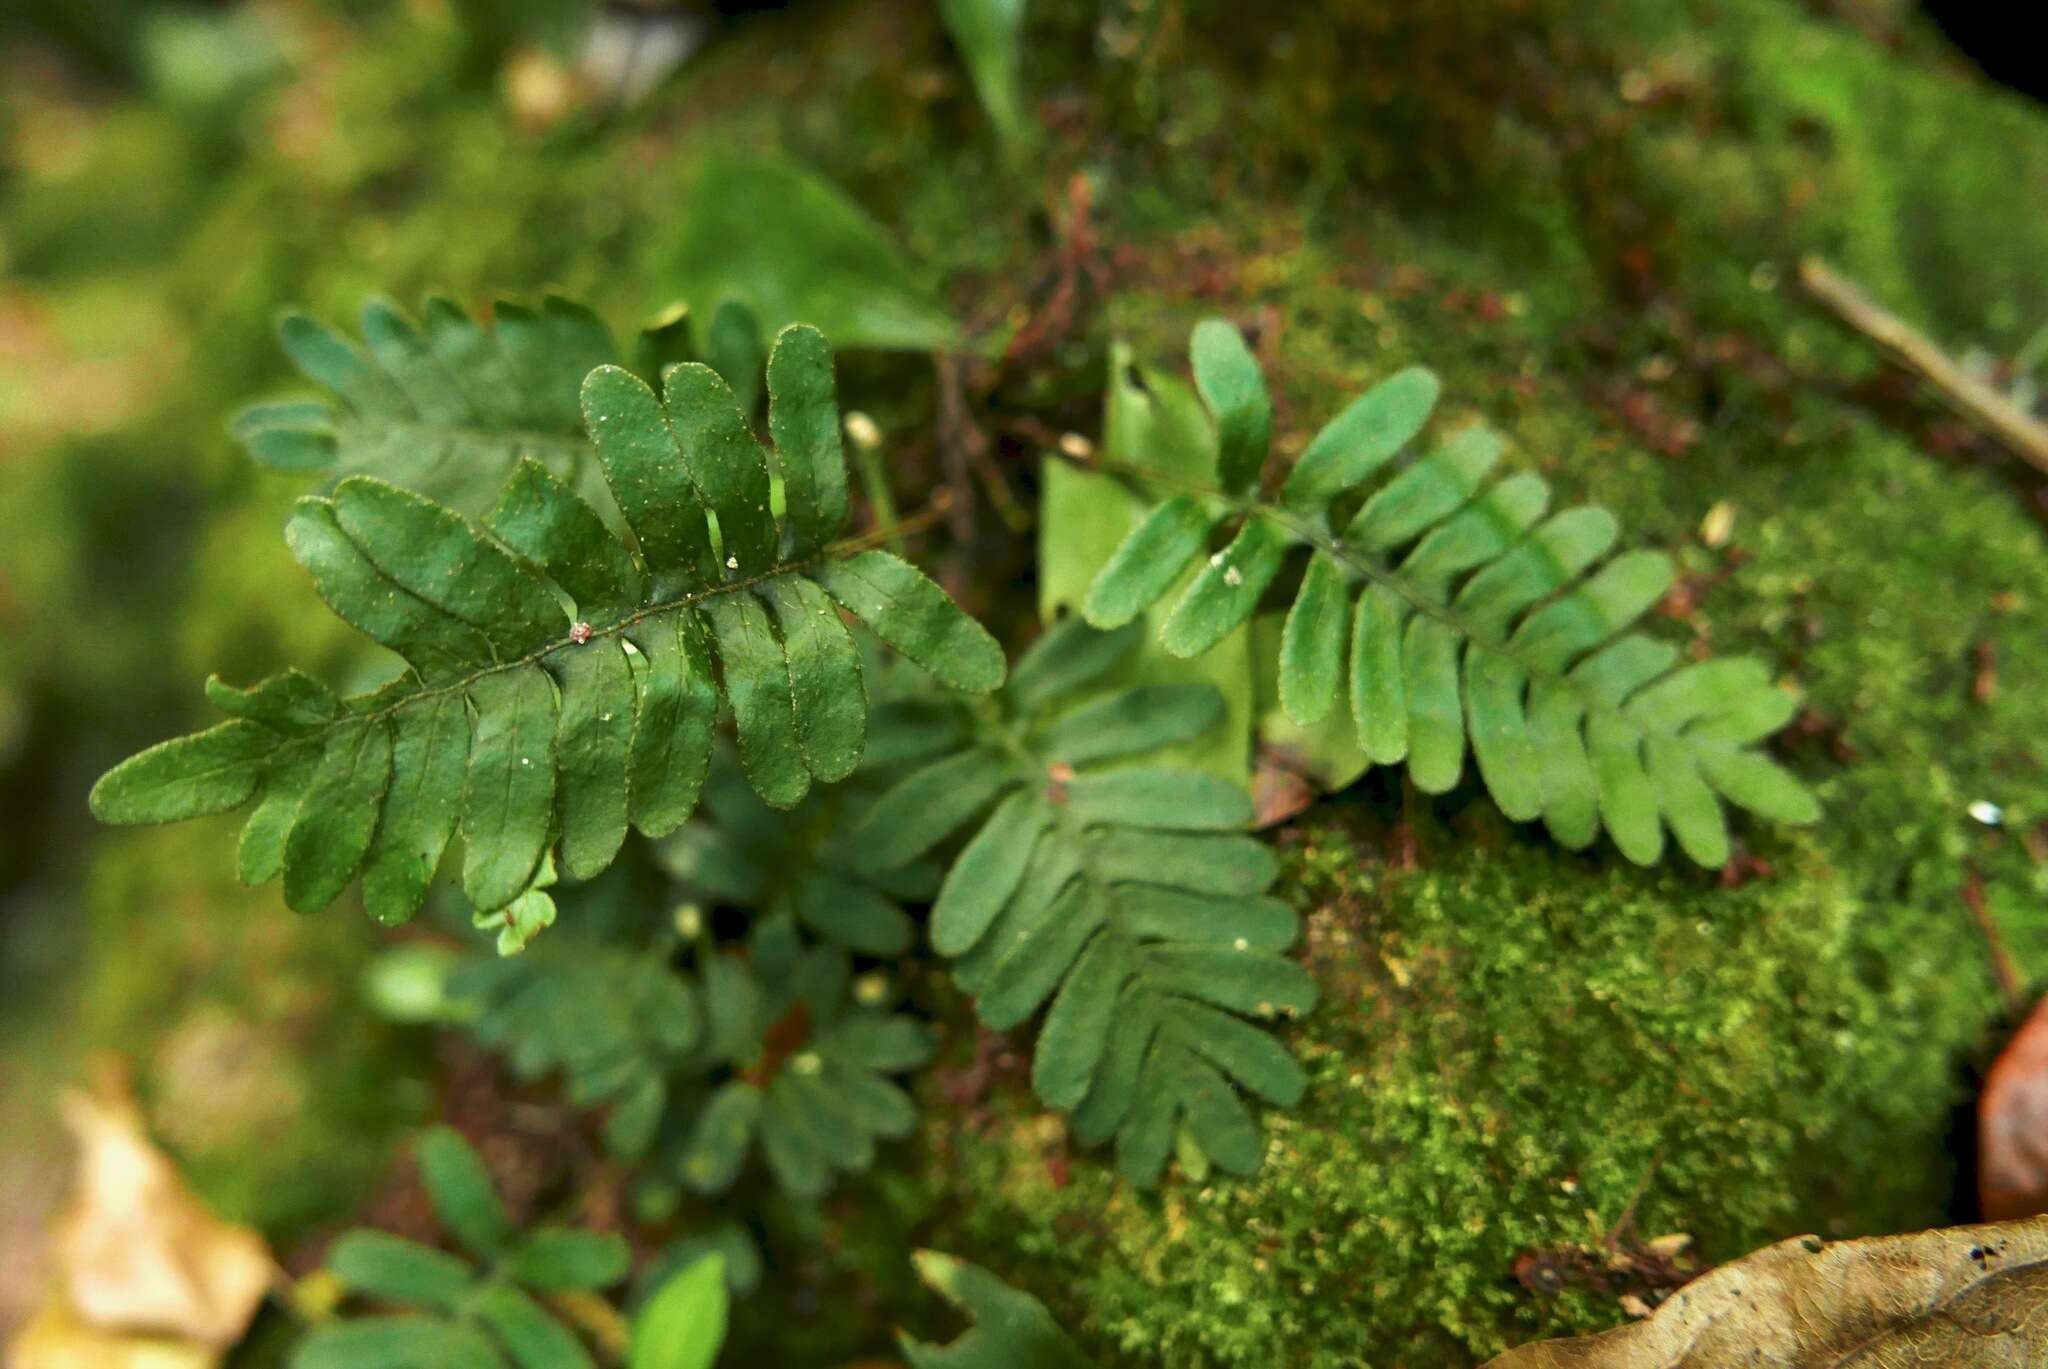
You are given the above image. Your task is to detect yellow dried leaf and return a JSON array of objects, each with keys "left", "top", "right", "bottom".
[
  {"left": 1486, "top": 1215, "right": 2048, "bottom": 1366},
  {"left": 6, "top": 1297, "right": 216, "bottom": 1369},
  {"left": 47, "top": 1076, "right": 274, "bottom": 1349}
]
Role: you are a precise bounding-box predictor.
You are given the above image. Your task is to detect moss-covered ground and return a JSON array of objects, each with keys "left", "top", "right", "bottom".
[{"left": 5, "top": 0, "right": 2048, "bottom": 1362}]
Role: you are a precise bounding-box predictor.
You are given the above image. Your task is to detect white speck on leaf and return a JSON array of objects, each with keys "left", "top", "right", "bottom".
[
  {"left": 1224, "top": 566, "right": 1244, "bottom": 587},
  {"left": 1969, "top": 800, "right": 2004, "bottom": 826}
]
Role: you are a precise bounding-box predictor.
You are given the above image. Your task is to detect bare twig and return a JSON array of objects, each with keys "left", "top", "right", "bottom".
[
  {"left": 1962, "top": 867, "right": 2027, "bottom": 1017},
  {"left": 1799, "top": 255, "right": 2048, "bottom": 477}
]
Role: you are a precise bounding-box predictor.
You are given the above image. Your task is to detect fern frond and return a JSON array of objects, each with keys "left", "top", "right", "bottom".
[
  {"left": 668, "top": 910, "right": 934, "bottom": 1199},
  {"left": 234, "top": 294, "right": 622, "bottom": 514},
  {"left": 1082, "top": 319, "right": 1819, "bottom": 866},
  {"left": 92, "top": 324, "right": 1005, "bottom": 923},
  {"left": 859, "top": 617, "right": 1316, "bottom": 1187},
  {"left": 297, "top": 1127, "right": 629, "bottom": 1369},
  {"left": 454, "top": 940, "right": 699, "bottom": 1159}
]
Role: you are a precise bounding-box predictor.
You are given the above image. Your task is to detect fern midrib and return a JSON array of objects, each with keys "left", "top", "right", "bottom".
[
  {"left": 1082, "top": 453, "right": 1710, "bottom": 746},
  {"left": 285, "top": 509, "right": 943, "bottom": 746}
]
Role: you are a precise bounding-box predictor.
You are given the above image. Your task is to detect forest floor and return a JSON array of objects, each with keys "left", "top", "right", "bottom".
[{"left": 4, "top": 0, "right": 2048, "bottom": 1363}]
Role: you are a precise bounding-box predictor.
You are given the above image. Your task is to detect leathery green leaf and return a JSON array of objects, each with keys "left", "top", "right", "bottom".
[
  {"left": 632, "top": 1253, "right": 729, "bottom": 1369},
  {"left": 1090, "top": 831, "right": 1277, "bottom": 895},
  {"left": 703, "top": 594, "right": 810, "bottom": 809},
  {"left": 662, "top": 362, "right": 778, "bottom": 574},
  {"left": 1279, "top": 552, "right": 1347, "bottom": 725},
  {"left": 1464, "top": 646, "right": 1540, "bottom": 822},
  {"left": 283, "top": 716, "right": 393, "bottom": 913},
  {"left": 1033, "top": 933, "right": 1132, "bottom": 1109},
  {"left": 237, "top": 742, "right": 317, "bottom": 886},
  {"left": 900, "top": 1251, "right": 1089, "bottom": 1369},
  {"left": 89, "top": 719, "right": 275, "bottom": 825},
  {"left": 361, "top": 692, "right": 471, "bottom": 924},
  {"left": 1189, "top": 319, "right": 1271, "bottom": 493},
  {"left": 1063, "top": 769, "right": 1252, "bottom": 830},
  {"left": 625, "top": 611, "right": 716, "bottom": 838},
  {"left": 327, "top": 1230, "right": 474, "bottom": 1309},
  {"left": 416, "top": 1126, "right": 515, "bottom": 1259},
  {"left": 810, "top": 551, "right": 1006, "bottom": 692},
  {"left": 580, "top": 364, "right": 717, "bottom": 583},
  {"left": 476, "top": 1284, "right": 595, "bottom": 1369},
  {"left": 1162, "top": 519, "right": 1287, "bottom": 658},
  {"left": 767, "top": 323, "right": 848, "bottom": 553},
  {"left": 762, "top": 575, "right": 866, "bottom": 783},
  {"left": 858, "top": 749, "right": 1021, "bottom": 872},
  {"left": 287, "top": 497, "right": 490, "bottom": 682},
  {"left": 332, "top": 476, "right": 563, "bottom": 659},
  {"left": 1038, "top": 683, "right": 1225, "bottom": 765},
  {"left": 1082, "top": 495, "right": 1213, "bottom": 629},
  {"left": 930, "top": 789, "right": 1050, "bottom": 956},
  {"left": 549, "top": 637, "right": 636, "bottom": 879},
  {"left": 1527, "top": 680, "right": 1599, "bottom": 849},
  {"left": 1280, "top": 364, "right": 1440, "bottom": 511},
  {"left": 462, "top": 666, "right": 559, "bottom": 912},
  {"left": 1401, "top": 617, "right": 1464, "bottom": 793},
  {"left": 1647, "top": 733, "right": 1729, "bottom": 867},
  {"left": 485, "top": 458, "right": 646, "bottom": 623},
  {"left": 1006, "top": 616, "right": 1141, "bottom": 713},
  {"left": 1345, "top": 424, "right": 1504, "bottom": 553},
  {"left": 1587, "top": 712, "right": 1663, "bottom": 864}
]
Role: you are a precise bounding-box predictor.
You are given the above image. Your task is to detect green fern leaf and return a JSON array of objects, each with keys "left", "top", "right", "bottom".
[
  {"left": 300, "top": 1128, "right": 626, "bottom": 1369},
  {"left": 899, "top": 1251, "right": 1093, "bottom": 1369},
  {"left": 92, "top": 323, "right": 1005, "bottom": 923},
  {"left": 1083, "top": 319, "right": 1818, "bottom": 866},
  {"left": 859, "top": 617, "right": 1315, "bottom": 1186}
]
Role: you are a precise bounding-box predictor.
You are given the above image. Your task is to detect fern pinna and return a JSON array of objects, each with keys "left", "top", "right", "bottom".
[
  {"left": 856, "top": 616, "right": 1316, "bottom": 1186},
  {"left": 90, "top": 321, "right": 1004, "bottom": 922},
  {"left": 300, "top": 1127, "right": 631, "bottom": 1369},
  {"left": 1083, "top": 319, "right": 1819, "bottom": 867}
]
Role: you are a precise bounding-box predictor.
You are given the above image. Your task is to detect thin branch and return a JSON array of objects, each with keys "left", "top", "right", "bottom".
[{"left": 1798, "top": 255, "right": 2048, "bottom": 477}]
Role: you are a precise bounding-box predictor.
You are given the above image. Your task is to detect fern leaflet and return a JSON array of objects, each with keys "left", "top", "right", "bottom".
[
  {"left": 91, "top": 323, "right": 1004, "bottom": 922},
  {"left": 1083, "top": 319, "right": 1819, "bottom": 867},
  {"left": 296, "top": 1128, "right": 630, "bottom": 1369}
]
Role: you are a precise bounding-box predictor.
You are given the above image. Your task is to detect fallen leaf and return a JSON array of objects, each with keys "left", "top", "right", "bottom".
[
  {"left": 1485, "top": 1215, "right": 2048, "bottom": 1366},
  {"left": 5, "top": 1298, "right": 214, "bottom": 1369},
  {"left": 1982, "top": 997, "right": 2048, "bottom": 1220},
  {"left": 44, "top": 1065, "right": 273, "bottom": 1348}
]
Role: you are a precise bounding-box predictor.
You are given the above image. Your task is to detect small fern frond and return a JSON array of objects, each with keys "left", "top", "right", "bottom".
[
  {"left": 452, "top": 876, "right": 931, "bottom": 1197},
  {"left": 454, "top": 940, "right": 699, "bottom": 1159},
  {"left": 900, "top": 1251, "right": 1092, "bottom": 1369},
  {"left": 234, "top": 294, "right": 622, "bottom": 514},
  {"left": 92, "top": 324, "right": 1004, "bottom": 923},
  {"left": 1082, "top": 319, "right": 1819, "bottom": 867},
  {"left": 296, "top": 1127, "right": 629, "bottom": 1369},
  {"left": 858, "top": 617, "right": 1316, "bottom": 1187},
  {"left": 668, "top": 911, "right": 934, "bottom": 1200}
]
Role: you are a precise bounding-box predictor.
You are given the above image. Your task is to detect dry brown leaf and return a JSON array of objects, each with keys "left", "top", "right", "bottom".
[
  {"left": 1485, "top": 1215, "right": 2048, "bottom": 1366},
  {"left": 1981, "top": 997, "right": 2048, "bottom": 1221},
  {"left": 41, "top": 1067, "right": 273, "bottom": 1349}
]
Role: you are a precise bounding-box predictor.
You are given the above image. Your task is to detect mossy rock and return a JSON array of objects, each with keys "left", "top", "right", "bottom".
[{"left": 9, "top": 0, "right": 2048, "bottom": 1363}]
